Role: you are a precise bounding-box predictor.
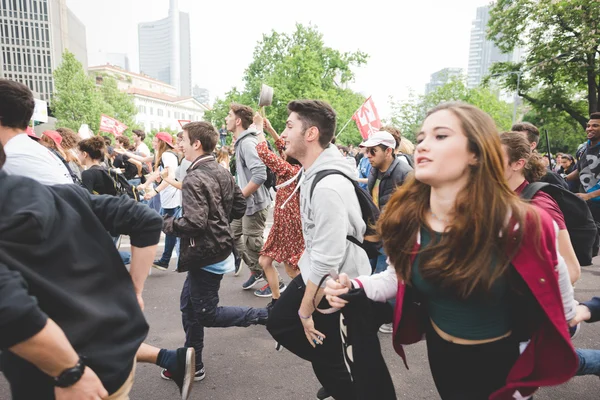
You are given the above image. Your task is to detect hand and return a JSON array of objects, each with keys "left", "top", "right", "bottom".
[
  {"left": 576, "top": 193, "right": 592, "bottom": 201},
  {"left": 299, "top": 314, "right": 326, "bottom": 348},
  {"left": 324, "top": 273, "right": 351, "bottom": 309},
  {"left": 136, "top": 293, "right": 145, "bottom": 311},
  {"left": 54, "top": 367, "right": 108, "bottom": 400},
  {"left": 253, "top": 112, "right": 264, "bottom": 132},
  {"left": 569, "top": 304, "right": 592, "bottom": 327},
  {"left": 144, "top": 188, "right": 157, "bottom": 201},
  {"left": 160, "top": 167, "right": 169, "bottom": 180},
  {"left": 136, "top": 184, "right": 146, "bottom": 192}
]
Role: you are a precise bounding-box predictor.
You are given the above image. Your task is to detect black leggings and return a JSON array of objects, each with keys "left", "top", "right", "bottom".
[{"left": 425, "top": 321, "right": 520, "bottom": 400}]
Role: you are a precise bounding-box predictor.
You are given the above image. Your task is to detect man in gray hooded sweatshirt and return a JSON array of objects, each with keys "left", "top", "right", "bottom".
[
  {"left": 226, "top": 103, "right": 272, "bottom": 290},
  {"left": 267, "top": 100, "right": 370, "bottom": 400}
]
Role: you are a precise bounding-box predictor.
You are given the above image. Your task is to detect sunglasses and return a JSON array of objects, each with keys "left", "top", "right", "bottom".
[{"left": 367, "top": 146, "right": 389, "bottom": 156}]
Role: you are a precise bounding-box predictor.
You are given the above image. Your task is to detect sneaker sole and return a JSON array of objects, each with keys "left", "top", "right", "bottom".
[
  {"left": 181, "top": 347, "right": 195, "bottom": 400},
  {"left": 254, "top": 284, "right": 287, "bottom": 298},
  {"left": 152, "top": 264, "right": 169, "bottom": 271},
  {"left": 242, "top": 276, "right": 265, "bottom": 290}
]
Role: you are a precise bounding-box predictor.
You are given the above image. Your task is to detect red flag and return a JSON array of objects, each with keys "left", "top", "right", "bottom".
[
  {"left": 99, "top": 114, "right": 128, "bottom": 137},
  {"left": 178, "top": 120, "right": 191, "bottom": 129},
  {"left": 352, "top": 97, "right": 382, "bottom": 140}
]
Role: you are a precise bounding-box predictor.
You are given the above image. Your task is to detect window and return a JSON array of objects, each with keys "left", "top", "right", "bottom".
[
  {"left": 157, "top": 109, "right": 163, "bottom": 117},
  {"left": 168, "top": 110, "right": 171, "bottom": 118},
  {"left": 149, "top": 107, "right": 153, "bottom": 115}
]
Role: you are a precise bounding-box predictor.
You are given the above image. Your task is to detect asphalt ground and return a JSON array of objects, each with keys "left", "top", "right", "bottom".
[{"left": 1, "top": 210, "right": 600, "bottom": 399}]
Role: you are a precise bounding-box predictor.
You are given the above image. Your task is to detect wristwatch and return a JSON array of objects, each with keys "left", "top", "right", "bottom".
[{"left": 54, "top": 357, "right": 86, "bottom": 388}]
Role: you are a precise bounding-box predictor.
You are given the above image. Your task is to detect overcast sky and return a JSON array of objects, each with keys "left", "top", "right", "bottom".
[{"left": 66, "top": 0, "right": 491, "bottom": 118}]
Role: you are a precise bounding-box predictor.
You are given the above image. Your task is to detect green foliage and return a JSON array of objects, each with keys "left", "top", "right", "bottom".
[
  {"left": 204, "top": 24, "right": 368, "bottom": 146},
  {"left": 488, "top": 0, "right": 600, "bottom": 129},
  {"left": 52, "top": 51, "right": 139, "bottom": 136},
  {"left": 522, "top": 106, "right": 586, "bottom": 154},
  {"left": 389, "top": 78, "right": 513, "bottom": 141}
]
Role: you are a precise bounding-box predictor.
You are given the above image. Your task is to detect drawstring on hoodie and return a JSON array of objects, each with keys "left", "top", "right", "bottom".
[{"left": 276, "top": 168, "right": 304, "bottom": 210}]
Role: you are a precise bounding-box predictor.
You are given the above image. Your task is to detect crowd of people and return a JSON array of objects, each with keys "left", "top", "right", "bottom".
[{"left": 2, "top": 75, "right": 600, "bottom": 400}]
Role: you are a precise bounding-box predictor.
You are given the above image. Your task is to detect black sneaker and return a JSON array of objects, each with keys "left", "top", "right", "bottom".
[
  {"left": 152, "top": 259, "right": 169, "bottom": 271},
  {"left": 159, "top": 347, "right": 195, "bottom": 400},
  {"left": 316, "top": 386, "right": 333, "bottom": 400},
  {"left": 234, "top": 256, "right": 242, "bottom": 276},
  {"left": 242, "top": 272, "right": 264, "bottom": 289}
]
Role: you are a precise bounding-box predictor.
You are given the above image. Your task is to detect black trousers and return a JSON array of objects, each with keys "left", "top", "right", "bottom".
[
  {"left": 267, "top": 275, "right": 357, "bottom": 400},
  {"left": 425, "top": 321, "right": 520, "bottom": 400}
]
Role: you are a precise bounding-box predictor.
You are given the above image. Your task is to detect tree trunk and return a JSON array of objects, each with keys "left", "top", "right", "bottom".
[
  {"left": 587, "top": 52, "right": 599, "bottom": 115},
  {"left": 520, "top": 92, "right": 589, "bottom": 130}
]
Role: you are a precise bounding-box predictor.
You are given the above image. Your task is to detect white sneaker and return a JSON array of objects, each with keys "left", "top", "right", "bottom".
[{"left": 378, "top": 323, "right": 393, "bottom": 334}]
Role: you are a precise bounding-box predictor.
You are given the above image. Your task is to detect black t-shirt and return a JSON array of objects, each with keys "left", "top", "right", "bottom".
[
  {"left": 81, "top": 166, "right": 118, "bottom": 196},
  {"left": 113, "top": 154, "right": 138, "bottom": 180}
]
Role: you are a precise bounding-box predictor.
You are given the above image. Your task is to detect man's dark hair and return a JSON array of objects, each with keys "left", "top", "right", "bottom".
[
  {"left": 0, "top": 79, "right": 35, "bottom": 130},
  {"left": 116, "top": 136, "right": 132, "bottom": 150},
  {"left": 511, "top": 122, "right": 540, "bottom": 146},
  {"left": 184, "top": 122, "right": 218, "bottom": 154},
  {"left": 380, "top": 125, "right": 401, "bottom": 151},
  {"left": 102, "top": 136, "right": 112, "bottom": 146},
  {"left": 132, "top": 129, "right": 146, "bottom": 141},
  {"left": 230, "top": 103, "right": 254, "bottom": 130},
  {"left": 590, "top": 112, "right": 600, "bottom": 120},
  {"left": 287, "top": 100, "right": 337, "bottom": 149},
  {"left": 338, "top": 145, "right": 349, "bottom": 155}
]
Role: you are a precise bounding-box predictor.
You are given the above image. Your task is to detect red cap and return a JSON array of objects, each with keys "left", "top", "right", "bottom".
[
  {"left": 26, "top": 126, "right": 40, "bottom": 140},
  {"left": 42, "top": 130, "right": 63, "bottom": 149},
  {"left": 155, "top": 132, "right": 175, "bottom": 148}
]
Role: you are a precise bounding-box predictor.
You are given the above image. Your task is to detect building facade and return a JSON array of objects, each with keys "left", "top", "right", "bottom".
[
  {"left": 89, "top": 64, "right": 208, "bottom": 133},
  {"left": 467, "top": 5, "right": 512, "bottom": 89},
  {"left": 138, "top": 0, "right": 191, "bottom": 96},
  {"left": 425, "top": 67, "right": 464, "bottom": 94},
  {"left": 0, "top": 0, "right": 87, "bottom": 101}
]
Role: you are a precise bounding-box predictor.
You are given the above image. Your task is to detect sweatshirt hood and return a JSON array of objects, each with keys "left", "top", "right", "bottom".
[
  {"left": 233, "top": 127, "right": 259, "bottom": 148},
  {"left": 304, "top": 144, "right": 357, "bottom": 181}
]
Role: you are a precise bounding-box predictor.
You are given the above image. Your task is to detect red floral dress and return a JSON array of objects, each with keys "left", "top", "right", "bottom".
[{"left": 257, "top": 139, "right": 304, "bottom": 269}]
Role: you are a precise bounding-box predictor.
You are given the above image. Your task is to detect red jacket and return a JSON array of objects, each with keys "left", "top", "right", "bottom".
[{"left": 391, "top": 209, "right": 577, "bottom": 399}]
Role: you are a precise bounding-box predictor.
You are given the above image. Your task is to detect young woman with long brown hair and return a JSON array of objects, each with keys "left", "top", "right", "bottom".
[{"left": 325, "top": 103, "right": 577, "bottom": 399}]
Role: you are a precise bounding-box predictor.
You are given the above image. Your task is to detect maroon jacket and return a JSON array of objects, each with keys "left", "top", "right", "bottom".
[{"left": 392, "top": 209, "right": 577, "bottom": 399}]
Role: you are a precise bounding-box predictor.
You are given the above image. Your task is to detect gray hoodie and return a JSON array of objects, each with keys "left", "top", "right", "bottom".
[
  {"left": 234, "top": 128, "right": 271, "bottom": 216},
  {"left": 296, "top": 144, "right": 371, "bottom": 285}
]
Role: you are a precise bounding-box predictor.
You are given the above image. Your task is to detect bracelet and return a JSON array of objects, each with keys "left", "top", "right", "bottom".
[{"left": 298, "top": 310, "right": 311, "bottom": 320}]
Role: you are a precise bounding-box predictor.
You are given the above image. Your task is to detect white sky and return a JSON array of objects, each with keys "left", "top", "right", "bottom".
[{"left": 66, "top": 0, "right": 491, "bottom": 118}]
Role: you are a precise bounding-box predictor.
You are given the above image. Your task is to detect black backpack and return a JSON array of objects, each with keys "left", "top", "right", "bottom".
[
  {"left": 520, "top": 182, "right": 598, "bottom": 266},
  {"left": 106, "top": 169, "right": 140, "bottom": 202},
  {"left": 310, "top": 170, "right": 382, "bottom": 259}
]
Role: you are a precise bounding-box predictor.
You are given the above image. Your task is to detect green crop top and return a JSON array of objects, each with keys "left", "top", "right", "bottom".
[{"left": 411, "top": 227, "right": 511, "bottom": 340}]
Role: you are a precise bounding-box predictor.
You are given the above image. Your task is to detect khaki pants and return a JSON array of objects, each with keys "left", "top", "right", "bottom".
[
  {"left": 231, "top": 208, "right": 268, "bottom": 274},
  {"left": 105, "top": 361, "right": 136, "bottom": 400}
]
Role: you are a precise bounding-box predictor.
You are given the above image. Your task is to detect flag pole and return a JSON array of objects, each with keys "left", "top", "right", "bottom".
[{"left": 335, "top": 116, "right": 354, "bottom": 138}]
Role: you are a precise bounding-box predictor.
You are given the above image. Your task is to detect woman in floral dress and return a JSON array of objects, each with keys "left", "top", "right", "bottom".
[{"left": 254, "top": 116, "right": 304, "bottom": 304}]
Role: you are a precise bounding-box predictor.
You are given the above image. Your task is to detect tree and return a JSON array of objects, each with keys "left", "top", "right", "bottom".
[
  {"left": 52, "top": 51, "right": 106, "bottom": 133},
  {"left": 389, "top": 78, "right": 513, "bottom": 141},
  {"left": 97, "top": 76, "right": 138, "bottom": 132},
  {"left": 204, "top": 24, "right": 368, "bottom": 145},
  {"left": 488, "top": 0, "right": 600, "bottom": 130}
]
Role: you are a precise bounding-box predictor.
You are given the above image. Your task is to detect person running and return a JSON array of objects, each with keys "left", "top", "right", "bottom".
[
  {"left": 500, "top": 131, "right": 581, "bottom": 284},
  {"left": 133, "top": 129, "right": 151, "bottom": 157},
  {"left": 56, "top": 127, "right": 84, "bottom": 180},
  {"left": 159, "top": 121, "right": 268, "bottom": 383},
  {"left": 145, "top": 132, "right": 182, "bottom": 271},
  {"left": 0, "top": 79, "right": 73, "bottom": 185},
  {"left": 78, "top": 136, "right": 119, "bottom": 196},
  {"left": 325, "top": 102, "right": 578, "bottom": 399},
  {"left": 267, "top": 100, "right": 371, "bottom": 400},
  {"left": 226, "top": 103, "right": 271, "bottom": 287},
  {"left": 0, "top": 140, "right": 197, "bottom": 400},
  {"left": 252, "top": 115, "right": 303, "bottom": 300}
]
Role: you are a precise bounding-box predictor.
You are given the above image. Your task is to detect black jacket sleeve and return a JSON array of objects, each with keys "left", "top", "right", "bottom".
[
  {"left": 85, "top": 190, "right": 163, "bottom": 247},
  {"left": 0, "top": 263, "right": 48, "bottom": 349},
  {"left": 81, "top": 169, "right": 96, "bottom": 194},
  {"left": 582, "top": 297, "right": 600, "bottom": 323},
  {"left": 231, "top": 182, "right": 247, "bottom": 221}
]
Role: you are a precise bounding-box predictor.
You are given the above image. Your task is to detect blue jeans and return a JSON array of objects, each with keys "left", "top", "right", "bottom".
[
  {"left": 180, "top": 267, "right": 268, "bottom": 369},
  {"left": 576, "top": 349, "right": 600, "bottom": 376},
  {"left": 112, "top": 235, "right": 131, "bottom": 265},
  {"left": 220, "top": 136, "right": 226, "bottom": 147},
  {"left": 158, "top": 207, "right": 180, "bottom": 264}
]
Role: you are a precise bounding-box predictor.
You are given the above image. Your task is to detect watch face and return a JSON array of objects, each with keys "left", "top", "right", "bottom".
[{"left": 55, "top": 360, "right": 85, "bottom": 388}]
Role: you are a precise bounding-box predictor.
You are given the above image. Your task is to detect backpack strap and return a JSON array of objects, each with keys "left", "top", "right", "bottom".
[
  {"left": 309, "top": 169, "right": 362, "bottom": 247},
  {"left": 520, "top": 181, "right": 549, "bottom": 200}
]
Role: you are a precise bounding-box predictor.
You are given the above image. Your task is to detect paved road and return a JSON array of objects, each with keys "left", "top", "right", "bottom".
[{"left": 2, "top": 218, "right": 600, "bottom": 399}]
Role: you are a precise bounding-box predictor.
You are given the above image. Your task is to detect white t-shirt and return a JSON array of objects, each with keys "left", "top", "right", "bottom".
[
  {"left": 3, "top": 134, "right": 73, "bottom": 185},
  {"left": 136, "top": 142, "right": 151, "bottom": 157},
  {"left": 159, "top": 151, "right": 182, "bottom": 209}
]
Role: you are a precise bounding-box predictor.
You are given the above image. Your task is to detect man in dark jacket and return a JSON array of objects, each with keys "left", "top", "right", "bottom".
[
  {"left": 161, "top": 121, "right": 268, "bottom": 382},
  {"left": 0, "top": 141, "right": 176, "bottom": 399},
  {"left": 363, "top": 130, "right": 413, "bottom": 212}
]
